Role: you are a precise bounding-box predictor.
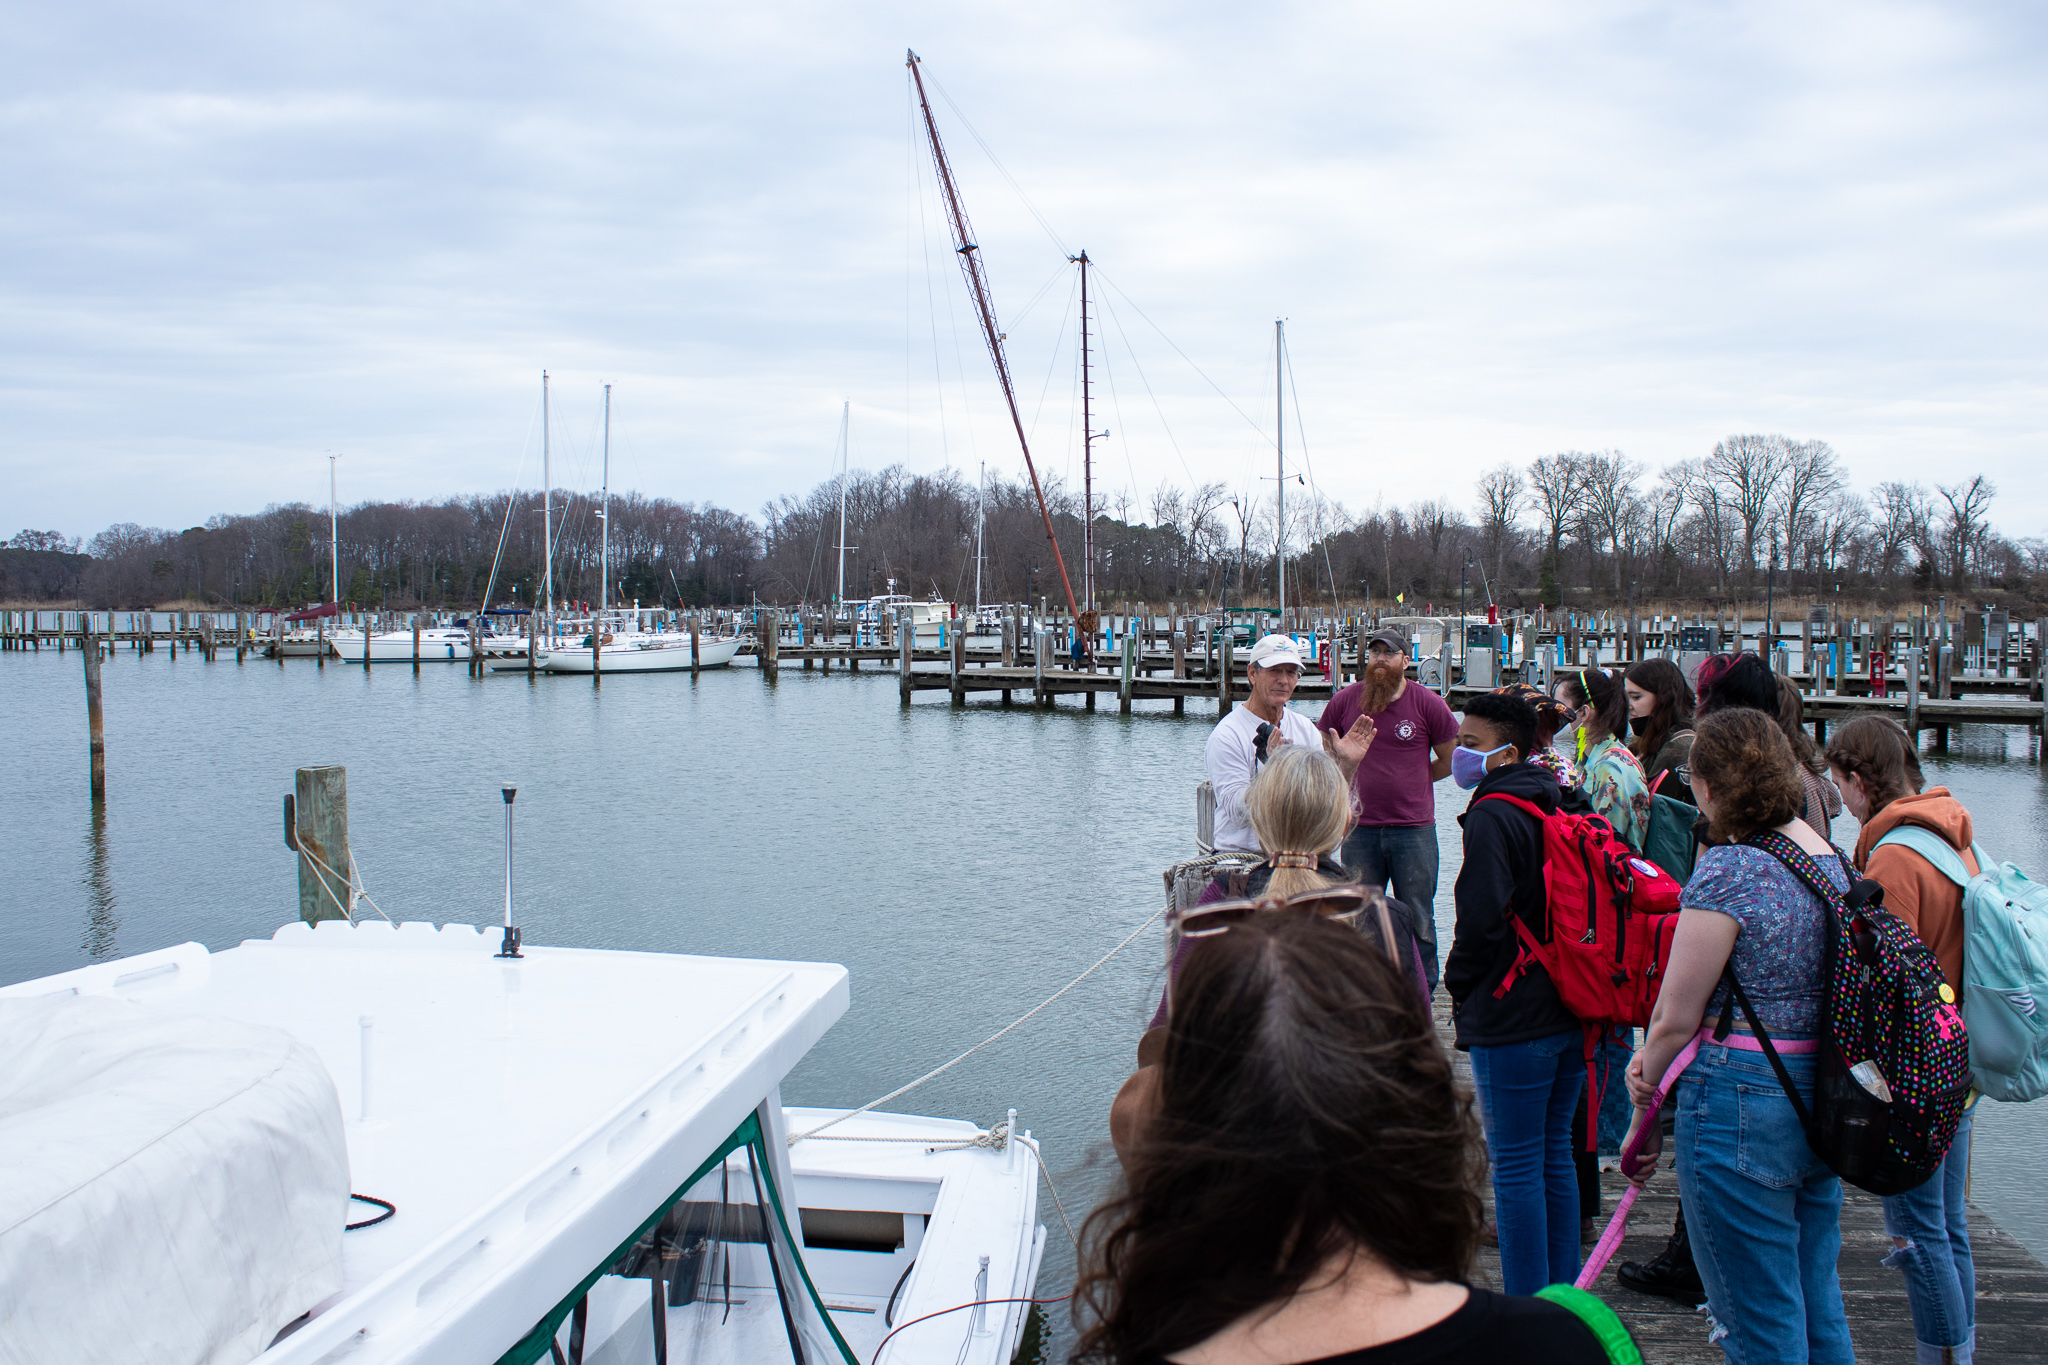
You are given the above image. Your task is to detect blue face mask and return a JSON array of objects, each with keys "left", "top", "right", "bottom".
[{"left": 1452, "top": 742, "right": 1513, "bottom": 789}]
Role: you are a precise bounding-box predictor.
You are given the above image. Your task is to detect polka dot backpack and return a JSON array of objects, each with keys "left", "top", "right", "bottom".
[{"left": 1722, "top": 832, "right": 1972, "bottom": 1197}]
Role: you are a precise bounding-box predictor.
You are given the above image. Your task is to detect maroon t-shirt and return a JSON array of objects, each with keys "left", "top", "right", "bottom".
[{"left": 1318, "top": 680, "right": 1458, "bottom": 827}]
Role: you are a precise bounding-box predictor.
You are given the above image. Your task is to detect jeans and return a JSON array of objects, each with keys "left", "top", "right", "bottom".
[
  {"left": 1470, "top": 1029, "right": 1585, "bottom": 1294},
  {"left": 1342, "top": 823, "right": 1440, "bottom": 987},
  {"left": 1675, "top": 1042, "right": 1854, "bottom": 1365},
  {"left": 1881, "top": 1103, "right": 1976, "bottom": 1364}
]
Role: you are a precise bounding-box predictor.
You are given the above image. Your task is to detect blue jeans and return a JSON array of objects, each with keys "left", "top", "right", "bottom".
[
  {"left": 1470, "top": 1030, "right": 1585, "bottom": 1294},
  {"left": 1342, "top": 823, "right": 1440, "bottom": 987},
  {"left": 1676, "top": 1042, "right": 1854, "bottom": 1365},
  {"left": 1881, "top": 1103, "right": 1976, "bottom": 1364}
]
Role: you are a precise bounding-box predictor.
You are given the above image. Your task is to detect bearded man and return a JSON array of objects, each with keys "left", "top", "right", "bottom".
[{"left": 1317, "top": 622, "right": 1457, "bottom": 988}]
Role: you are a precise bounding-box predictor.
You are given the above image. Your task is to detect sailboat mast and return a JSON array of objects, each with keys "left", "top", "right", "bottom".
[
  {"left": 975, "top": 460, "right": 985, "bottom": 611},
  {"left": 328, "top": 454, "right": 339, "bottom": 608},
  {"left": 836, "top": 401, "right": 850, "bottom": 607},
  {"left": 541, "top": 370, "right": 554, "bottom": 620},
  {"left": 600, "top": 383, "right": 611, "bottom": 619},
  {"left": 907, "top": 50, "right": 1081, "bottom": 629},
  {"left": 1275, "top": 319, "right": 1285, "bottom": 618},
  {"left": 1078, "top": 250, "right": 1095, "bottom": 613}
]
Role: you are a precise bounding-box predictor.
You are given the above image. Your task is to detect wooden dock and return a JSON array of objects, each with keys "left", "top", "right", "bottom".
[{"left": 1430, "top": 999, "right": 2048, "bottom": 1362}]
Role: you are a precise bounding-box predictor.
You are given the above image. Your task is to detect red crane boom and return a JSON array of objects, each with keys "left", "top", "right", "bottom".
[{"left": 906, "top": 50, "right": 1083, "bottom": 633}]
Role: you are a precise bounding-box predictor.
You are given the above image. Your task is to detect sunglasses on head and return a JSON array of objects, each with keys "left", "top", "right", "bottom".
[{"left": 1178, "top": 886, "right": 1374, "bottom": 939}]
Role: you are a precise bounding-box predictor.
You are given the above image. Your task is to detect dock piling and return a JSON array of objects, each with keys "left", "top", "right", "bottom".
[
  {"left": 83, "top": 627, "right": 105, "bottom": 801},
  {"left": 294, "top": 764, "right": 353, "bottom": 923}
]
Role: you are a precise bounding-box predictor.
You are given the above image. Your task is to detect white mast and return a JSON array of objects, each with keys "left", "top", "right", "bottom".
[
  {"left": 975, "top": 460, "right": 986, "bottom": 610},
  {"left": 542, "top": 370, "right": 554, "bottom": 620},
  {"left": 1275, "top": 319, "right": 1285, "bottom": 618},
  {"left": 328, "top": 454, "right": 339, "bottom": 608},
  {"left": 835, "top": 401, "right": 850, "bottom": 606},
  {"left": 600, "top": 383, "right": 611, "bottom": 619}
]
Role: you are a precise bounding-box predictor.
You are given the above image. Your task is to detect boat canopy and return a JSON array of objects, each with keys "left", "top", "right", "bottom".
[{"left": 283, "top": 603, "right": 342, "bottom": 623}]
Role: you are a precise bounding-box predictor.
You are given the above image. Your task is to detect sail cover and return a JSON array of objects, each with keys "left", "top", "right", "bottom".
[{"left": 0, "top": 993, "right": 349, "bottom": 1365}]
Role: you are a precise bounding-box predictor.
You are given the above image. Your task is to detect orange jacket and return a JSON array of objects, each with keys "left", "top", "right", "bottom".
[{"left": 1852, "top": 787, "right": 1978, "bottom": 991}]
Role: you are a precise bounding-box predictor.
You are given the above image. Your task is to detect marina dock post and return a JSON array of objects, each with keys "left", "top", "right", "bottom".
[
  {"left": 1120, "top": 633, "right": 1136, "bottom": 714},
  {"left": 293, "top": 764, "right": 352, "bottom": 923},
  {"left": 83, "top": 626, "right": 105, "bottom": 801},
  {"left": 690, "top": 614, "right": 701, "bottom": 679},
  {"left": 950, "top": 629, "right": 966, "bottom": 706},
  {"left": 898, "top": 611, "right": 912, "bottom": 706},
  {"left": 527, "top": 615, "right": 537, "bottom": 677},
  {"left": 1034, "top": 627, "right": 1048, "bottom": 708},
  {"left": 1905, "top": 648, "right": 1922, "bottom": 733},
  {"left": 762, "top": 609, "right": 780, "bottom": 683},
  {"left": 1218, "top": 632, "right": 1233, "bottom": 714},
  {"left": 412, "top": 614, "right": 422, "bottom": 673}
]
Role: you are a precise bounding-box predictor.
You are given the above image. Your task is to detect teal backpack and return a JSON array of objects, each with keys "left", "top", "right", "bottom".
[{"left": 1876, "top": 826, "right": 2048, "bottom": 1103}]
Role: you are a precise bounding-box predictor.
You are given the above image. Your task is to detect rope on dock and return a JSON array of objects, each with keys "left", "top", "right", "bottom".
[{"left": 786, "top": 899, "right": 1171, "bottom": 1148}]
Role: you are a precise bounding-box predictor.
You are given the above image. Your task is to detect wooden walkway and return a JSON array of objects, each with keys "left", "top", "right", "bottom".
[{"left": 1432, "top": 998, "right": 2048, "bottom": 1361}]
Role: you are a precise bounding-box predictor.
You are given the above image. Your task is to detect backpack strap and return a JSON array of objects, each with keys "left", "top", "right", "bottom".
[
  {"left": 1534, "top": 1284, "right": 1645, "bottom": 1364},
  {"left": 1475, "top": 793, "right": 1552, "bottom": 1000},
  {"left": 1874, "top": 826, "right": 1972, "bottom": 888}
]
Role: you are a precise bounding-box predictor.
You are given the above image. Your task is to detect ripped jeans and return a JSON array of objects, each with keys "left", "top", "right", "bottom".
[{"left": 1880, "top": 1103, "right": 1976, "bottom": 1365}]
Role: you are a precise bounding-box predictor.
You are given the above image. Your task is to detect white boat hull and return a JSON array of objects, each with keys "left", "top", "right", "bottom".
[
  {"left": 330, "top": 631, "right": 472, "bottom": 663},
  {"left": 541, "top": 637, "right": 743, "bottom": 673}
]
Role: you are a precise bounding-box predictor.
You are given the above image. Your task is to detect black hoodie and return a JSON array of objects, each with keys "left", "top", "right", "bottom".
[{"left": 1447, "top": 760, "right": 1579, "bottom": 1049}]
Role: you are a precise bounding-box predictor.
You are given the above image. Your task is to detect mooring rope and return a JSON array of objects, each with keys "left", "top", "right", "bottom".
[
  {"left": 296, "top": 842, "right": 394, "bottom": 925},
  {"left": 786, "top": 897, "right": 1173, "bottom": 1149}
]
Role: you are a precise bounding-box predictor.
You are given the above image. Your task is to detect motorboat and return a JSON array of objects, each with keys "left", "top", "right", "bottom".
[
  {"left": 859, "top": 596, "right": 965, "bottom": 648},
  {"left": 0, "top": 922, "right": 1046, "bottom": 1365},
  {"left": 332, "top": 629, "right": 475, "bottom": 664}
]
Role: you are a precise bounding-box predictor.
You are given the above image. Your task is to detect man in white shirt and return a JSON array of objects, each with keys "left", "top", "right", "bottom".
[{"left": 1204, "top": 634, "right": 1373, "bottom": 854}]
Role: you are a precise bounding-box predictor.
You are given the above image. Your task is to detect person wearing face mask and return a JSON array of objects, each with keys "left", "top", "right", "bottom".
[
  {"left": 1445, "top": 692, "right": 1586, "bottom": 1295},
  {"left": 1552, "top": 668, "right": 1650, "bottom": 852}
]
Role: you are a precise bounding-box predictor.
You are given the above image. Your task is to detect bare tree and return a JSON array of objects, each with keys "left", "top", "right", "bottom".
[
  {"left": 1870, "top": 481, "right": 1929, "bottom": 579},
  {"left": 1775, "top": 440, "right": 1845, "bottom": 589},
  {"left": 1475, "top": 463, "right": 1522, "bottom": 585},
  {"left": 1578, "top": 451, "right": 1644, "bottom": 591},
  {"left": 1935, "top": 476, "right": 1996, "bottom": 589},
  {"left": 1703, "top": 434, "right": 1791, "bottom": 583},
  {"left": 1526, "top": 453, "right": 1586, "bottom": 561}
]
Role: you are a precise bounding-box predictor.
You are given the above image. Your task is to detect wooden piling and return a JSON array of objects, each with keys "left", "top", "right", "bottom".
[
  {"left": 690, "top": 614, "right": 701, "bottom": 679},
  {"left": 294, "top": 765, "right": 353, "bottom": 923},
  {"left": 762, "top": 609, "right": 780, "bottom": 683},
  {"left": 950, "top": 629, "right": 966, "bottom": 706},
  {"left": 899, "top": 611, "right": 913, "bottom": 706},
  {"left": 1120, "top": 633, "right": 1136, "bottom": 715},
  {"left": 527, "top": 614, "right": 538, "bottom": 676},
  {"left": 83, "top": 628, "right": 106, "bottom": 801}
]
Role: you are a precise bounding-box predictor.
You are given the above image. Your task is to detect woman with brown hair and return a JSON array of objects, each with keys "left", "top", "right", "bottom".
[
  {"left": 1621, "top": 659, "right": 1695, "bottom": 798},
  {"left": 1826, "top": 716, "right": 1980, "bottom": 1365},
  {"left": 1079, "top": 913, "right": 1626, "bottom": 1365},
  {"left": 1552, "top": 667, "right": 1650, "bottom": 850},
  {"left": 1619, "top": 708, "right": 1853, "bottom": 1364},
  {"left": 1778, "top": 675, "right": 1845, "bottom": 836}
]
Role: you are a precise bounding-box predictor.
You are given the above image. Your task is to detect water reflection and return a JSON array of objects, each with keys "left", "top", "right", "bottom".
[{"left": 81, "top": 800, "right": 118, "bottom": 960}]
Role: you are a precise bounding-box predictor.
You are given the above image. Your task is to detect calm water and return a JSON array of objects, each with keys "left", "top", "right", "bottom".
[{"left": 4, "top": 647, "right": 2046, "bottom": 1349}]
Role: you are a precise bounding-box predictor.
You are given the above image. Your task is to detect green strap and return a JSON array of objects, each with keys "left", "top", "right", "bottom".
[{"left": 1535, "top": 1284, "right": 1644, "bottom": 1365}]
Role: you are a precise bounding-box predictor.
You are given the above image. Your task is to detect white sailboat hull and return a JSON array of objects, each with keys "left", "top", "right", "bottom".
[
  {"left": 541, "top": 637, "right": 743, "bottom": 673},
  {"left": 330, "top": 631, "right": 473, "bottom": 663}
]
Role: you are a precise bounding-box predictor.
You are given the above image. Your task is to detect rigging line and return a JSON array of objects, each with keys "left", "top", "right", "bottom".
[
  {"left": 1094, "top": 313, "right": 1143, "bottom": 522},
  {"left": 787, "top": 897, "right": 1170, "bottom": 1146},
  {"left": 1097, "top": 290, "right": 1200, "bottom": 492},
  {"left": 798, "top": 414, "right": 841, "bottom": 605},
  {"left": 1008, "top": 258, "right": 1075, "bottom": 331},
  {"left": 1094, "top": 267, "right": 1277, "bottom": 448},
  {"left": 1282, "top": 331, "right": 1343, "bottom": 611},
  {"left": 925, "top": 73, "right": 1070, "bottom": 259},
  {"left": 481, "top": 395, "right": 543, "bottom": 614},
  {"left": 1025, "top": 271, "right": 1080, "bottom": 447}
]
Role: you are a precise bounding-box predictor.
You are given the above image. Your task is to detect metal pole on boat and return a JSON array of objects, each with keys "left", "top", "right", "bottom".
[
  {"left": 358, "top": 1015, "right": 374, "bottom": 1121},
  {"left": 497, "top": 787, "right": 523, "bottom": 958}
]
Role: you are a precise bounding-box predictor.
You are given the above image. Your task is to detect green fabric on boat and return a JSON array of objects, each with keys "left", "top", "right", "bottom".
[
  {"left": 495, "top": 1111, "right": 859, "bottom": 1365},
  {"left": 1535, "top": 1284, "right": 1643, "bottom": 1365}
]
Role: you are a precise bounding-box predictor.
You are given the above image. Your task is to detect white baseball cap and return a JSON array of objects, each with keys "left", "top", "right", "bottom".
[{"left": 1247, "top": 633, "right": 1305, "bottom": 669}]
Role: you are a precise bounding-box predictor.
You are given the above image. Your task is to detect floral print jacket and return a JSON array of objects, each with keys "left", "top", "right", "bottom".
[{"left": 1579, "top": 734, "right": 1651, "bottom": 851}]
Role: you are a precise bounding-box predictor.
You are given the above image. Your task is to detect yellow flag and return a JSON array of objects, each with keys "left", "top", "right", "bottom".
[{"left": 1395, "top": 592, "right": 1405, "bottom": 605}]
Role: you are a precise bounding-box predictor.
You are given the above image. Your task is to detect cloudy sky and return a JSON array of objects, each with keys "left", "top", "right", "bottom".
[{"left": 5, "top": 0, "right": 2045, "bottom": 544}]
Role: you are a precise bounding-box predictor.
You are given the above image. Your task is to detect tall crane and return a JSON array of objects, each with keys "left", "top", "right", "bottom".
[{"left": 907, "top": 51, "right": 1082, "bottom": 632}]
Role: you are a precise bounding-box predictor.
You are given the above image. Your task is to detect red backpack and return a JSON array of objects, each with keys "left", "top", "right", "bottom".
[{"left": 1480, "top": 795, "right": 1685, "bottom": 1147}]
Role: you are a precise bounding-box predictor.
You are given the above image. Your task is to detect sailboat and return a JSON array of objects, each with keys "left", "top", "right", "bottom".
[
  {"left": 275, "top": 457, "right": 348, "bottom": 657},
  {"left": 542, "top": 386, "right": 740, "bottom": 674}
]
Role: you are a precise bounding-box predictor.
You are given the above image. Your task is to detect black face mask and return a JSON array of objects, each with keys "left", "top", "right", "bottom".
[{"left": 1629, "top": 714, "right": 1654, "bottom": 737}]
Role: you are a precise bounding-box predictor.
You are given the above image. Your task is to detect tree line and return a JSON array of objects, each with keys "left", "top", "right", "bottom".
[{"left": 5, "top": 434, "right": 2039, "bottom": 611}]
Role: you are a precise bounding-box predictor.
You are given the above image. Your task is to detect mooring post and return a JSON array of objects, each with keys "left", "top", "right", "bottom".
[
  {"left": 898, "top": 610, "right": 913, "bottom": 706},
  {"left": 690, "top": 613, "right": 701, "bottom": 679},
  {"left": 294, "top": 764, "right": 353, "bottom": 923},
  {"left": 1219, "top": 632, "right": 1233, "bottom": 715},
  {"left": 527, "top": 614, "right": 537, "bottom": 677},
  {"left": 1904, "top": 648, "right": 1922, "bottom": 734},
  {"left": 83, "top": 626, "right": 106, "bottom": 801},
  {"left": 1034, "top": 627, "right": 1048, "bottom": 708},
  {"left": 762, "top": 608, "right": 780, "bottom": 684},
  {"left": 950, "top": 628, "right": 966, "bottom": 706},
  {"left": 1120, "top": 632, "right": 1136, "bottom": 714}
]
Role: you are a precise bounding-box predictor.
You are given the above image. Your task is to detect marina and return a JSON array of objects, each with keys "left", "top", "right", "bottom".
[{"left": 5, "top": 645, "right": 2048, "bottom": 1361}]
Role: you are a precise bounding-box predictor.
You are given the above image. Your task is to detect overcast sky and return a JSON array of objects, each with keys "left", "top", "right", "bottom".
[{"left": 5, "top": 1, "right": 2045, "bottom": 545}]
